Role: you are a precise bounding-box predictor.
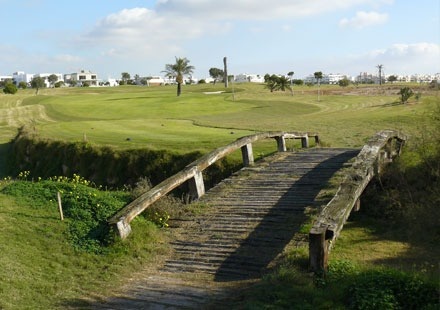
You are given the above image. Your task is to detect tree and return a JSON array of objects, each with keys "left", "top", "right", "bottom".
[
  {"left": 31, "top": 77, "right": 45, "bottom": 94},
  {"left": 388, "top": 75, "right": 398, "bottom": 83},
  {"left": 18, "top": 81, "right": 27, "bottom": 89},
  {"left": 287, "top": 71, "right": 294, "bottom": 95},
  {"left": 134, "top": 74, "right": 140, "bottom": 85},
  {"left": 121, "top": 72, "right": 130, "bottom": 85},
  {"left": 54, "top": 81, "right": 64, "bottom": 88},
  {"left": 163, "top": 57, "right": 195, "bottom": 96},
  {"left": 223, "top": 57, "right": 228, "bottom": 88},
  {"left": 3, "top": 82, "right": 18, "bottom": 94},
  {"left": 377, "top": 64, "right": 384, "bottom": 85},
  {"left": 398, "top": 87, "right": 414, "bottom": 104},
  {"left": 48, "top": 74, "right": 58, "bottom": 87},
  {"left": 338, "top": 78, "right": 350, "bottom": 87},
  {"left": 209, "top": 68, "right": 224, "bottom": 84},
  {"left": 264, "top": 75, "right": 291, "bottom": 93},
  {"left": 277, "top": 76, "right": 291, "bottom": 92},
  {"left": 314, "top": 71, "right": 323, "bottom": 101},
  {"left": 140, "top": 78, "right": 149, "bottom": 86},
  {"left": 265, "top": 74, "right": 280, "bottom": 92},
  {"left": 264, "top": 74, "right": 271, "bottom": 83}
]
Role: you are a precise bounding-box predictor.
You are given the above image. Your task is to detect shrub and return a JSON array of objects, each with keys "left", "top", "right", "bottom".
[
  {"left": 1, "top": 175, "right": 132, "bottom": 253},
  {"left": 398, "top": 86, "right": 414, "bottom": 104},
  {"left": 346, "top": 269, "right": 438, "bottom": 309},
  {"left": 3, "top": 83, "right": 18, "bottom": 94}
]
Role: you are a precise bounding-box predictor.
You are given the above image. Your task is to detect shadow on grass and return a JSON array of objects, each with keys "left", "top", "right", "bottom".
[
  {"left": 0, "top": 142, "right": 12, "bottom": 179},
  {"left": 342, "top": 212, "right": 440, "bottom": 277}
]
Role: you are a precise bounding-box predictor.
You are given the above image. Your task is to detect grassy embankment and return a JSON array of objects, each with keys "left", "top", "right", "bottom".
[{"left": 0, "top": 83, "right": 438, "bottom": 309}]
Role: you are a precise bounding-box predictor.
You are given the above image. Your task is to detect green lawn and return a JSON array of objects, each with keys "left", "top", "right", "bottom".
[{"left": 1, "top": 83, "right": 436, "bottom": 153}]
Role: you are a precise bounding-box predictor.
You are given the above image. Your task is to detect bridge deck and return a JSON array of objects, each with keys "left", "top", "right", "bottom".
[{"left": 88, "top": 148, "right": 359, "bottom": 309}]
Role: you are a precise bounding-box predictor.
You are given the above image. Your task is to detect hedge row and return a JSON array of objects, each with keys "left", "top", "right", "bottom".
[{"left": 7, "top": 127, "right": 240, "bottom": 189}]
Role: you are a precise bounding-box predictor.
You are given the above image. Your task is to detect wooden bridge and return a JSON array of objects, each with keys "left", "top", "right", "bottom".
[{"left": 94, "top": 130, "right": 405, "bottom": 309}]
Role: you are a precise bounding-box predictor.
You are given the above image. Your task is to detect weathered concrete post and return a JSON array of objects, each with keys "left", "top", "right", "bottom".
[
  {"left": 188, "top": 170, "right": 205, "bottom": 200},
  {"left": 115, "top": 219, "right": 132, "bottom": 239},
  {"left": 301, "top": 135, "right": 309, "bottom": 148},
  {"left": 314, "top": 135, "right": 320, "bottom": 146},
  {"left": 241, "top": 143, "right": 254, "bottom": 166},
  {"left": 275, "top": 136, "right": 286, "bottom": 152}
]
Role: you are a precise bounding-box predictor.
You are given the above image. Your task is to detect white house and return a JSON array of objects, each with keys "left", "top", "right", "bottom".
[
  {"left": 12, "top": 71, "right": 34, "bottom": 86},
  {"left": 235, "top": 74, "right": 265, "bottom": 83},
  {"left": 146, "top": 76, "right": 165, "bottom": 86},
  {"left": 0, "top": 75, "right": 13, "bottom": 83},
  {"left": 66, "top": 69, "right": 98, "bottom": 86},
  {"left": 327, "top": 73, "right": 348, "bottom": 84},
  {"left": 34, "top": 73, "right": 63, "bottom": 87}
]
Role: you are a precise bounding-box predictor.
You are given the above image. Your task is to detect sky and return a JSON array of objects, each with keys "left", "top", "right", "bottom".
[{"left": 0, "top": 0, "right": 439, "bottom": 80}]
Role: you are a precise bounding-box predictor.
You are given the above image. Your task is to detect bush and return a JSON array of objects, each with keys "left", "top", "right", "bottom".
[
  {"left": 3, "top": 83, "right": 18, "bottom": 94},
  {"left": 347, "top": 269, "right": 438, "bottom": 309},
  {"left": 1, "top": 175, "right": 132, "bottom": 253},
  {"left": 398, "top": 86, "right": 414, "bottom": 104}
]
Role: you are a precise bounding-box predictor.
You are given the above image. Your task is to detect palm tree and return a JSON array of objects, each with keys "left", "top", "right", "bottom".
[
  {"left": 163, "top": 57, "right": 195, "bottom": 96},
  {"left": 314, "top": 71, "right": 323, "bottom": 101},
  {"left": 287, "top": 71, "right": 294, "bottom": 96}
]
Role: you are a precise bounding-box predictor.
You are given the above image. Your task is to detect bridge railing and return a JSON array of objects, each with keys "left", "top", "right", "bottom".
[
  {"left": 308, "top": 130, "right": 406, "bottom": 273},
  {"left": 109, "top": 131, "right": 319, "bottom": 239}
]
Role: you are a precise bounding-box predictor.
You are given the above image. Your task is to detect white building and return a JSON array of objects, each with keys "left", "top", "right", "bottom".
[
  {"left": 12, "top": 71, "right": 34, "bottom": 86},
  {"left": 147, "top": 76, "right": 165, "bottom": 86},
  {"left": 235, "top": 74, "right": 264, "bottom": 83},
  {"left": 304, "top": 73, "right": 350, "bottom": 84},
  {"left": 0, "top": 75, "right": 13, "bottom": 83},
  {"left": 34, "top": 73, "right": 63, "bottom": 87},
  {"left": 65, "top": 69, "right": 98, "bottom": 86},
  {"left": 327, "top": 73, "right": 349, "bottom": 84}
]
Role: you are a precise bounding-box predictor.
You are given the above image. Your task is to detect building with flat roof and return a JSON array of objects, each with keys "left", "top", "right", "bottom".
[{"left": 65, "top": 69, "right": 98, "bottom": 86}]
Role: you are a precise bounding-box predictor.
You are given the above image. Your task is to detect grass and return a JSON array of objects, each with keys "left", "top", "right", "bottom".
[
  {"left": 1, "top": 83, "right": 437, "bottom": 152},
  {"left": 0, "top": 82, "right": 439, "bottom": 308},
  {"left": 0, "top": 179, "right": 173, "bottom": 309}
]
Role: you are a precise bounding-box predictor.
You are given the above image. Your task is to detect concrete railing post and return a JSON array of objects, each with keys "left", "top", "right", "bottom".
[
  {"left": 301, "top": 135, "right": 309, "bottom": 148},
  {"left": 241, "top": 143, "right": 254, "bottom": 167},
  {"left": 314, "top": 135, "right": 320, "bottom": 146},
  {"left": 275, "top": 135, "right": 286, "bottom": 152},
  {"left": 188, "top": 170, "right": 205, "bottom": 200}
]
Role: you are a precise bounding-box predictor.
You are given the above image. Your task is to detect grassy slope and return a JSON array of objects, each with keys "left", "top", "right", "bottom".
[{"left": 0, "top": 188, "right": 169, "bottom": 309}]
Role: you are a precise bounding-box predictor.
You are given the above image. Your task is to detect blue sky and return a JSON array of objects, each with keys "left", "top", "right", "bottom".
[{"left": 1, "top": 0, "right": 439, "bottom": 79}]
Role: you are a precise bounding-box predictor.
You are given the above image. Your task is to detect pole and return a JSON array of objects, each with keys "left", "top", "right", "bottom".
[{"left": 57, "top": 191, "right": 64, "bottom": 221}]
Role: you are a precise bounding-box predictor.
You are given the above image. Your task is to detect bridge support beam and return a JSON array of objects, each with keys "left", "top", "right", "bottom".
[
  {"left": 188, "top": 170, "right": 205, "bottom": 200},
  {"left": 241, "top": 143, "right": 254, "bottom": 166}
]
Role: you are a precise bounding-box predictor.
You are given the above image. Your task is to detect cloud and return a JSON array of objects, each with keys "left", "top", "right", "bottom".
[
  {"left": 74, "top": 0, "right": 393, "bottom": 61},
  {"left": 339, "top": 11, "right": 388, "bottom": 29},
  {"left": 354, "top": 42, "right": 440, "bottom": 74},
  {"left": 156, "top": 0, "right": 393, "bottom": 20},
  {"left": 76, "top": 7, "right": 230, "bottom": 59}
]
